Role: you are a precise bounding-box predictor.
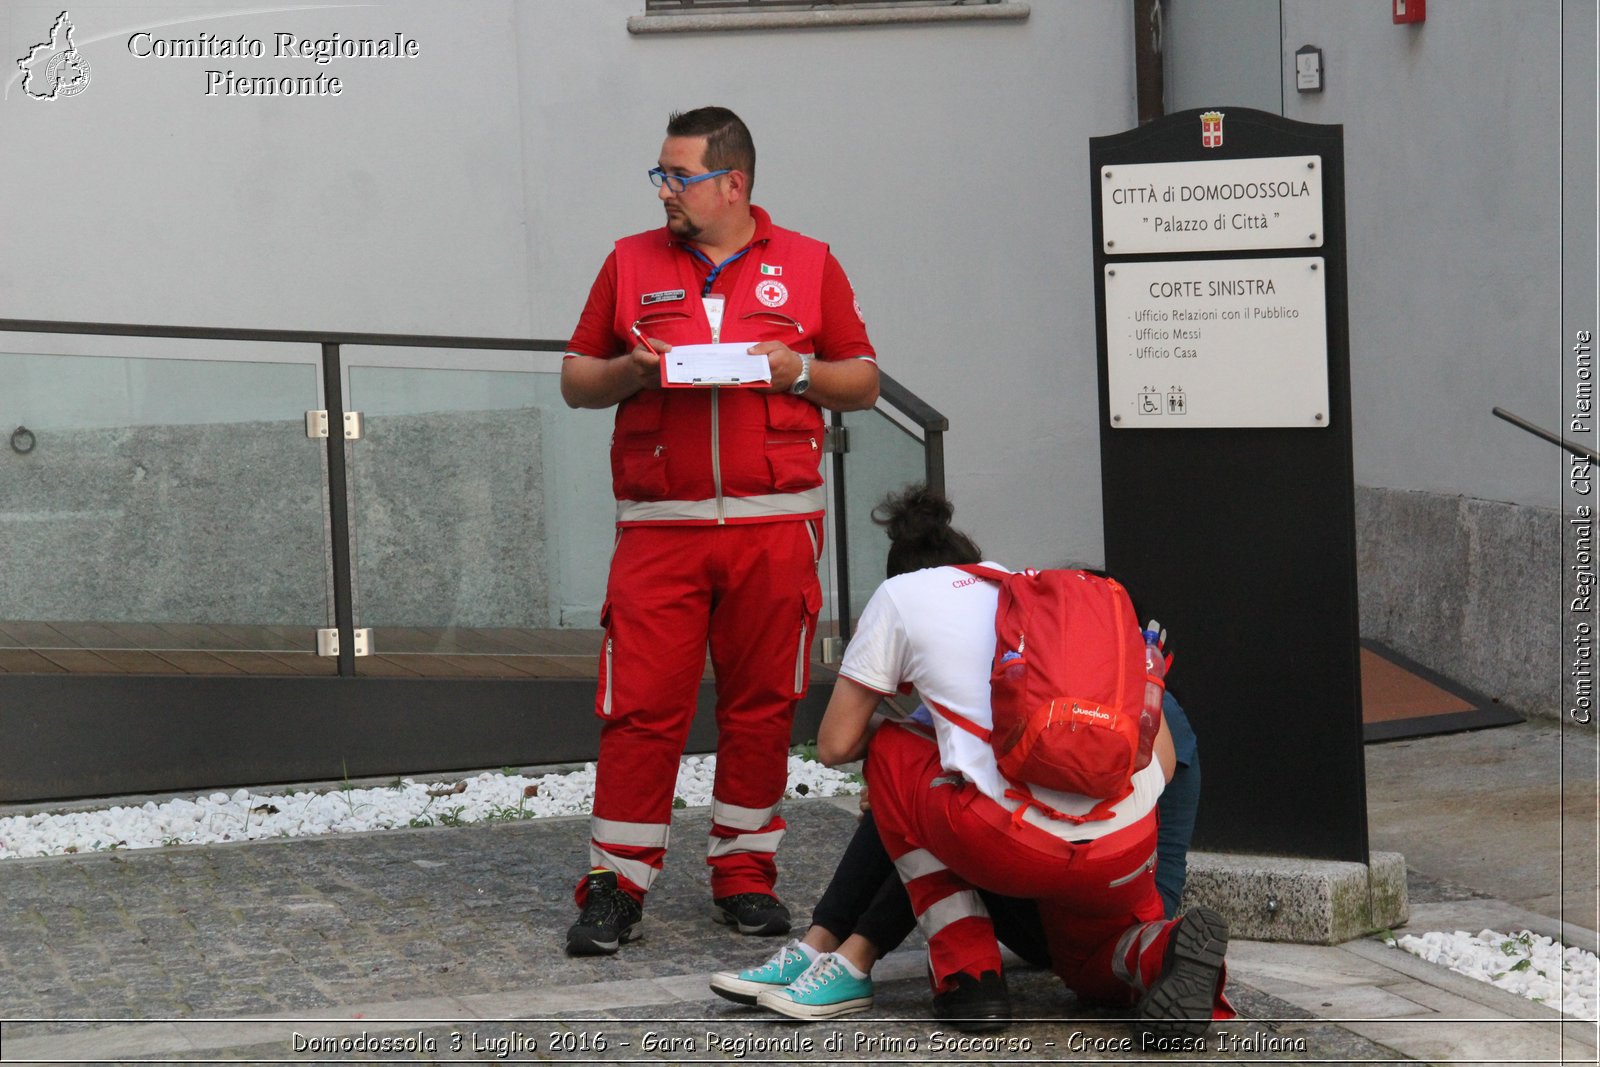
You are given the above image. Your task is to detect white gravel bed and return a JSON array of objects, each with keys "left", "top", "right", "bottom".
[
  {"left": 0, "top": 754, "right": 862, "bottom": 861},
  {"left": 1388, "top": 928, "right": 1598, "bottom": 1018}
]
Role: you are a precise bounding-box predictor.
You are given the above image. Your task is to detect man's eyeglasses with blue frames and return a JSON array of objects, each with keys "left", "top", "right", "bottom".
[{"left": 648, "top": 166, "right": 730, "bottom": 193}]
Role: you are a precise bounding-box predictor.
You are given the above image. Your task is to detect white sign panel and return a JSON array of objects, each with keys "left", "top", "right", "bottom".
[
  {"left": 1101, "top": 156, "right": 1324, "bottom": 255},
  {"left": 1105, "top": 257, "right": 1329, "bottom": 429}
]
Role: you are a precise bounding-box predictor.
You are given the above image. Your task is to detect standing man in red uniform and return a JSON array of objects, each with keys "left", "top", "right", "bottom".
[{"left": 560, "top": 107, "right": 881, "bottom": 955}]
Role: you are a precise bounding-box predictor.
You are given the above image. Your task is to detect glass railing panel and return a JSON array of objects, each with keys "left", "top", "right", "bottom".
[
  {"left": 0, "top": 337, "right": 334, "bottom": 675},
  {"left": 836, "top": 405, "right": 929, "bottom": 640},
  {"left": 344, "top": 352, "right": 614, "bottom": 679}
]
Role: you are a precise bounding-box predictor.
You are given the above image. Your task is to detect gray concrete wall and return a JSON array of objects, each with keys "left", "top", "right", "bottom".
[{"left": 1356, "top": 487, "right": 1561, "bottom": 719}]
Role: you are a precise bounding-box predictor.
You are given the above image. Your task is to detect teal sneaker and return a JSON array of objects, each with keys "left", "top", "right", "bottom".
[
  {"left": 710, "top": 939, "right": 815, "bottom": 1005},
  {"left": 755, "top": 952, "right": 874, "bottom": 1020}
]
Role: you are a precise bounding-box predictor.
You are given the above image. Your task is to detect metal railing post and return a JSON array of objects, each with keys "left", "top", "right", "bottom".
[
  {"left": 829, "top": 410, "right": 853, "bottom": 644},
  {"left": 925, "top": 427, "right": 946, "bottom": 497},
  {"left": 321, "top": 342, "right": 357, "bottom": 677}
]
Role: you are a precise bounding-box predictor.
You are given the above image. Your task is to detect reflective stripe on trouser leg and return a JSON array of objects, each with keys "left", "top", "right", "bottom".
[
  {"left": 912, "top": 890, "right": 989, "bottom": 942},
  {"left": 707, "top": 800, "right": 785, "bottom": 884},
  {"left": 711, "top": 800, "right": 781, "bottom": 833},
  {"left": 892, "top": 848, "right": 949, "bottom": 883},
  {"left": 912, "top": 886, "right": 998, "bottom": 989},
  {"left": 706, "top": 829, "right": 785, "bottom": 859},
  {"left": 1111, "top": 919, "right": 1169, "bottom": 995},
  {"left": 893, "top": 848, "right": 998, "bottom": 988},
  {"left": 588, "top": 817, "right": 671, "bottom": 898}
]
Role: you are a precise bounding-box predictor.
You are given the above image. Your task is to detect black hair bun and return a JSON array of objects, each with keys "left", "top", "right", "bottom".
[{"left": 872, "top": 483, "right": 954, "bottom": 545}]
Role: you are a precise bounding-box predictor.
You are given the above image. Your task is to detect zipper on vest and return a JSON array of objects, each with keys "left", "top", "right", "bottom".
[
  {"left": 708, "top": 301, "right": 727, "bottom": 523},
  {"left": 711, "top": 386, "right": 725, "bottom": 523}
]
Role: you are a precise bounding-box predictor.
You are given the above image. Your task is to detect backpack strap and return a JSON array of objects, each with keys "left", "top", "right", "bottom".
[
  {"left": 1004, "top": 782, "right": 1123, "bottom": 826},
  {"left": 927, "top": 699, "right": 992, "bottom": 743},
  {"left": 931, "top": 705, "right": 1125, "bottom": 826}
]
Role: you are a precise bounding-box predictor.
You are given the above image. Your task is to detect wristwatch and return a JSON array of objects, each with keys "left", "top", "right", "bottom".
[{"left": 789, "top": 353, "right": 813, "bottom": 396}]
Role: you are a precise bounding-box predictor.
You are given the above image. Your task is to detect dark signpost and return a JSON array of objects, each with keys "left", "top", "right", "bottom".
[{"left": 1091, "top": 108, "right": 1366, "bottom": 862}]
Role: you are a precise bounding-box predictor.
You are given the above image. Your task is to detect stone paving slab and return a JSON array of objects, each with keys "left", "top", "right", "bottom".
[
  {"left": 5, "top": 796, "right": 1596, "bottom": 1064},
  {"left": 0, "top": 801, "right": 1411, "bottom": 1064}
]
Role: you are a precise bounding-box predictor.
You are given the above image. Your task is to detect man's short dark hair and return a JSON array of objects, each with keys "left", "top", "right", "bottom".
[{"left": 667, "top": 106, "right": 756, "bottom": 191}]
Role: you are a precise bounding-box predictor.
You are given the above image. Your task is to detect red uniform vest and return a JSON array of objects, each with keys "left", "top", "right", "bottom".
[{"left": 609, "top": 220, "right": 828, "bottom": 525}]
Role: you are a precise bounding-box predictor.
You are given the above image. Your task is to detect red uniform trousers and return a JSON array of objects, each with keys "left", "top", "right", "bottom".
[
  {"left": 581, "top": 520, "right": 821, "bottom": 906},
  {"left": 867, "top": 723, "right": 1201, "bottom": 1007}
]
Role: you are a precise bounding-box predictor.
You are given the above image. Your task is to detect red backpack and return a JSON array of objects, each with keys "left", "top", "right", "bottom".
[{"left": 929, "top": 565, "right": 1162, "bottom": 824}]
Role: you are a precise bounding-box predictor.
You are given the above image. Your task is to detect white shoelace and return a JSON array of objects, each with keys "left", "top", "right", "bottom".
[
  {"left": 788, "top": 953, "right": 845, "bottom": 996},
  {"left": 757, "top": 939, "right": 806, "bottom": 976}
]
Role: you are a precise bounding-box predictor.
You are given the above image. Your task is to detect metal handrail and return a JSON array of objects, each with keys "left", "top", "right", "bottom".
[
  {"left": 878, "top": 369, "right": 949, "bottom": 434},
  {"left": 1493, "top": 406, "right": 1599, "bottom": 465},
  {"left": 0, "top": 317, "right": 948, "bottom": 434},
  {"left": 0, "top": 321, "right": 948, "bottom": 423},
  {"left": 0, "top": 317, "right": 566, "bottom": 351}
]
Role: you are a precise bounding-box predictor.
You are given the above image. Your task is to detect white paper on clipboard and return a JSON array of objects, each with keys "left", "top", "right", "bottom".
[{"left": 662, "top": 343, "right": 773, "bottom": 387}]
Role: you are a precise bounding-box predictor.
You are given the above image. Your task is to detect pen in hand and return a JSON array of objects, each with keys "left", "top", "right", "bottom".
[{"left": 630, "top": 324, "right": 663, "bottom": 359}]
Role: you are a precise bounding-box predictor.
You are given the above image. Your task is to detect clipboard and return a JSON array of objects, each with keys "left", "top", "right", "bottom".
[{"left": 658, "top": 343, "right": 773, "bottom": 389}]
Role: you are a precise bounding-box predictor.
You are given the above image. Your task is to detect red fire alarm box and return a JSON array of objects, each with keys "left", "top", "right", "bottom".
[{"left": 1393, "top": 0, "right": 1425, "bottom": 24}]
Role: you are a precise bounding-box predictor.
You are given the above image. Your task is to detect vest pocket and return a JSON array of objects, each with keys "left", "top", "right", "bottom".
[
  {"left": 614, "top": 442, "right": 670, "bottom": 499},
  {"left": 764, "top": 392, "right": 818, "bottom": 431},
  {"left": 765, "top": 434, "right": 821, "bottom": 492}
]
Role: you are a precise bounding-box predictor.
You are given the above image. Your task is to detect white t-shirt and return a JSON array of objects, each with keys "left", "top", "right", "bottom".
[{"left": 839, "top": 563, "right": 1164, "bottom": 841}]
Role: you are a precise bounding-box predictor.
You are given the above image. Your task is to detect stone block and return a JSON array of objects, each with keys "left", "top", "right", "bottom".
[
  {"left": 1355, "top": 485, "right": 1561, "bottom": 720},
  {"left": 1180, "top": 849, "right": 1409, "bottom": 945}
]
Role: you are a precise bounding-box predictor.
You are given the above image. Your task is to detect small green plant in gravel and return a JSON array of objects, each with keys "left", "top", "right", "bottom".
[
  {"left": 1499, "top": 932, "right": 1535, "bottom": 955},
  {"left": 337, "top": 759, "right": 371, "bottom": 819},
  {"left": 483, "top": 789, "right": 538, "bottom": 823}
]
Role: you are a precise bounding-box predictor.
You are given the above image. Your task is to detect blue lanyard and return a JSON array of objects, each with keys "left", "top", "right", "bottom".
[{"left": 686, "top": 245, "right": 751, "bottom": 297}]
